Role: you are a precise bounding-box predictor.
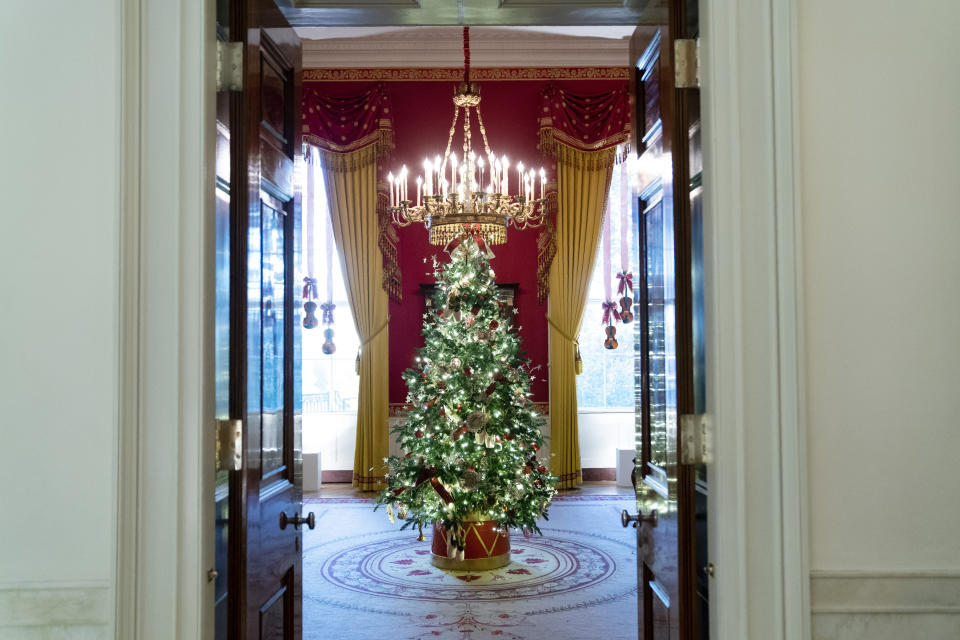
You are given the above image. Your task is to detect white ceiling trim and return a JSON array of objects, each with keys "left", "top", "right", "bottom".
[{"left": 301, "top": 27, "right": 632, "bottom": 69}]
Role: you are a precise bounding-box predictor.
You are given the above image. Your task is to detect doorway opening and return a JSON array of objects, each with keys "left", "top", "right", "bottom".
[{"left": 292, "top": 25, "right": 652, "bottom": 640}]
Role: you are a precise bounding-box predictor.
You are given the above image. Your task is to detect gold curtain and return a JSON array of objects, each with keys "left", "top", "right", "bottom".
[
  {"left": 548, "top": 144, "right": 617, "bottom": 489},
  {"left": 319, "top": 145, "right": 390, "bottom": 491}
]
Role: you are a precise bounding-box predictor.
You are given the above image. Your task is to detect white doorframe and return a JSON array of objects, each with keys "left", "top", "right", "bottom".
[
  {"left": 117, "top": 1, "right": 810, "bottom": 638},
  {"left": 700, "top": 0, "right": 810, "bottom": 638},
  {"left": 117, "top": 0, "right": 216, "bottom": 637}
]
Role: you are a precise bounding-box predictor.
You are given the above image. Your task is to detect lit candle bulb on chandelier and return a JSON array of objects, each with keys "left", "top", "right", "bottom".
[
  {"left": 387, "top": 172, "right": 395, "bottom": 206},
  {"left": 502, "top": 156, "right": 510, "bottom": 195},
  {"left": 528, "top": 168, "right": 535, "bottom": 201},
  {"left": 450, "top": 153, "right": 458, "bottom": 195},
  {"left": 478, "top": 157, "right": 485, "bottom": 192},
  {"left": 400, "top": 165, "right": 408, "bottom": 203},
  {"left": 469, "top": 151, "right": 476, "bottom": 190},
  {"left": 517, "top": 162, "right": 524, "bottom": 198},
  {"left": 416, "top": 176, "right": 422, "bottom": 207},
  {"left": 434, "top": 155, "right": 441, "bottom": 195},
  {"left": 493, "top": 157, "right": 501, "bottom": 193},
  {"left": 423, "top": 159, "right": 432, "bottom": 196},
  {"left": 539, "top": 167, "right": 545, "bottom": 200}
]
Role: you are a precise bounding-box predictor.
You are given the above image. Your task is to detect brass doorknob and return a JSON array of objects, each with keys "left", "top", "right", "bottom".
[
  {"left": 279, "top": 511, "right": 316, "bottom": 530},
  {"left": 621, "top": 508, "right": 658, "bottom": 529}
]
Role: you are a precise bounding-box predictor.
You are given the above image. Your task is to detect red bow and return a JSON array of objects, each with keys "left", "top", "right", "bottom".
[
  {"left": 444, "top": 224, "right": 495, "bottom": 259},
  {"left": 302, "top": 277, "right": 318, "bottom": 300},
  {"left": 391, "top": 466, "right": 454, "bottom": 505},
  {"left": 616, "top": 271, "right": 633, "bottom": 295},
  {"left": 601, "top": 300, "right": 621, "bottom": 325}
]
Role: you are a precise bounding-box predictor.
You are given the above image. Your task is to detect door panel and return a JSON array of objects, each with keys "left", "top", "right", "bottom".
[
  {"left": 242, "top": 17, "right": 303, "bottom": 638},
  {"left": 215, "top": 0, "right": 303, "bottom": 638},
  {"left": 214, "top": 5, "right": 235, "bottom": 637},
  {"left": 632, "top": 0, "right": 706, "bottom": 634}
]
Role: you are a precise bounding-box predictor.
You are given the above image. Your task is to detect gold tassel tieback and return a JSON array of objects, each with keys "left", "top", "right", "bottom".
[{"left": 546, "top": 315, "right": 582, "bottom": 375}]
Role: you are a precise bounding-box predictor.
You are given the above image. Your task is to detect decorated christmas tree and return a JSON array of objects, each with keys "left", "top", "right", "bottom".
[{"left": 375, "top": 233, "right": 556, "bottom": 562}]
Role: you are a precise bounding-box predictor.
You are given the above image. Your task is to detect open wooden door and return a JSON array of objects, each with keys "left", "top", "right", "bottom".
[
  {"left": 215, "top": 0, "right": 306, "bottom": 638},
  {"left": 626, "top": 0, "right": 707, "bottom": 638}
]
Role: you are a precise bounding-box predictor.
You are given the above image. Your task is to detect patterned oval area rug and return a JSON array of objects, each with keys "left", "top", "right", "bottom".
[{"left": 303, "top": 495, "right": 638, "bottom": 640}]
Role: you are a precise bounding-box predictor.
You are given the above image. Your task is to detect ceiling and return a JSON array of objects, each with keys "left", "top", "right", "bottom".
[
  {"left": 295, "top": 26, "right": 635, "bottom": 39},
  {"left": 298, "top": 25, "right": 638, "bottom": 68},
  {"left": 279, "top": 0, "right": 666, "bottom": 28}
]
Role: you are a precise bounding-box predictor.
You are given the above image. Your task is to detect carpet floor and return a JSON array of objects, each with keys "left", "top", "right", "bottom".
[{"left": 302, "top": 494, "right": 638, "bottom": 640}]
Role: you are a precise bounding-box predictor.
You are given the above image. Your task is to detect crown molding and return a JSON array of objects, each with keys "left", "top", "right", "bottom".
[{"left": 301, "top": 27, "right": 631, "bottom": 68}]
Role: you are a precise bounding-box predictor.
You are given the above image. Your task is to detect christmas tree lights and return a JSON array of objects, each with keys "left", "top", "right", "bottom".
[{"left": 375, "top": 231, "right": 556, "bottom": 558}]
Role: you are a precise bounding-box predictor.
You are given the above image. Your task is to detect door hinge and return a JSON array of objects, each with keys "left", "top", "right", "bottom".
[
  {"left": 680, "top": 413, "right": 712, "bottom": 464},
  {"left": 216, "top": 419, "right": 243, "bottom": 472},
  {"left": 217, "top": 41, "right": 243, "bottom": 92},
  {"left": 674, "top": 38, "right": 700, "bottom": 89}
]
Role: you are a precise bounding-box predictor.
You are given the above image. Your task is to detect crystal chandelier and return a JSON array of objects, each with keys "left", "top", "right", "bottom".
[{"left": 387, "top": 27, "right": 548, "bottom": 247}]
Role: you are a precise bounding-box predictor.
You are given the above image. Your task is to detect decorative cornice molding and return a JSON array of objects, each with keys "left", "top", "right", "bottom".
[
  {"left": 301, "top": 28, "right": 631, "bottom": 69},
  {"left": 304, "top": 66, "right": 629, "bottom": 82}
]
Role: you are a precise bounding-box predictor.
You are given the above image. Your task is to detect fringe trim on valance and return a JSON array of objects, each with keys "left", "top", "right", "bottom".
[
  {"left": 314, "top": 141, "right": 381, "bottom": 173},
  {"left": 377, "top": 191, "right": 402, "bottom": 303},
  {"left": 537, "top": 186, "right": 558, "bottom": 304},
  {"left": 538, "top": 134, "right": 624, "bottom": 172}
]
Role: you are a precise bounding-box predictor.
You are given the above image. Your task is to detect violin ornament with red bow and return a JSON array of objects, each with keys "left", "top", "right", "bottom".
[
  {"left": 616, "top": 271, "right": 634, "bottom": 324},
  {"left": 321, "top": 327, "right": 336, "bottom": 355},
  {"left": 303, "top": 300, "right": 319, "bottom": 329},
  {"left": 320, "top": 301, "right": 337, "bottom": 354},
  {"left": 619, "top": 295, "right": 634, "bottom": 324},
  {"left": 604, "top": 324, "right": 619, "bottom": 350}
]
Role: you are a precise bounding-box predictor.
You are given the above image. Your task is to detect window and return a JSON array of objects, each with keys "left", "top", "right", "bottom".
[
  {"left": 576, "top": 157, "right": 639, "bottom": 412},
  {"left": 301, "top": 161, "right": 360, "bottom": 415}
]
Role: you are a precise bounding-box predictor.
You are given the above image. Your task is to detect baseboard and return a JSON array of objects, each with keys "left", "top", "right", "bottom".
[
  {"left": 810, "top": 571, "right": 960, "bottom": 640},
  {"left": 582, "top": 468, "right": 616, "bottom": 481},
  {"left": 0, "top": 582, "right": 112, "bottom": 631},
  {"left": 810, "top": 570, "right": 960, "bottom": 614},
  {"left": 321, "top": 470, "right": 353, "bottom": 483}
]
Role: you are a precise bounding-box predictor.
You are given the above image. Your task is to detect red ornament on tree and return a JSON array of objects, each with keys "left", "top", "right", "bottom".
[
  {"left": 415, "top": 430, "right": 424, "bottom": 438},
  {"left": 489, "top": 320, "right": 499, "bottom": 330}
]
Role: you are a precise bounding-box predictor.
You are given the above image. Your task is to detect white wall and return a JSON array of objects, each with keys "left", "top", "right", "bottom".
[
  {"left": 0, "top": 2, "right": 121, "bottom": 636},
  {"left": 797, "top": 0, "right": 960, "bottom": 635},
  {"left": 578, "top": 412, "right": 635, "bottom": 469},
  {"left": 304, "top": 413, "right": 357, "bottom": 470}
]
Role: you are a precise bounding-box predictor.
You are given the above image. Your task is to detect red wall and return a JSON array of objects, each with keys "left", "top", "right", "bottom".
[{"left": 305, "top": 73, "right": 627, "bottom": 404}]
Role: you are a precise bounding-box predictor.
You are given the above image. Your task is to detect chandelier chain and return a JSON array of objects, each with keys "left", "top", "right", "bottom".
[
  {"left": 463, "top": 107, "right": 472, "bottom": 164},
  {"left": 440, "top": 106, "right": 461, "bottom": 181},
  {"left": 474, "top": 104, "right": 492, "bottom": 157}
]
